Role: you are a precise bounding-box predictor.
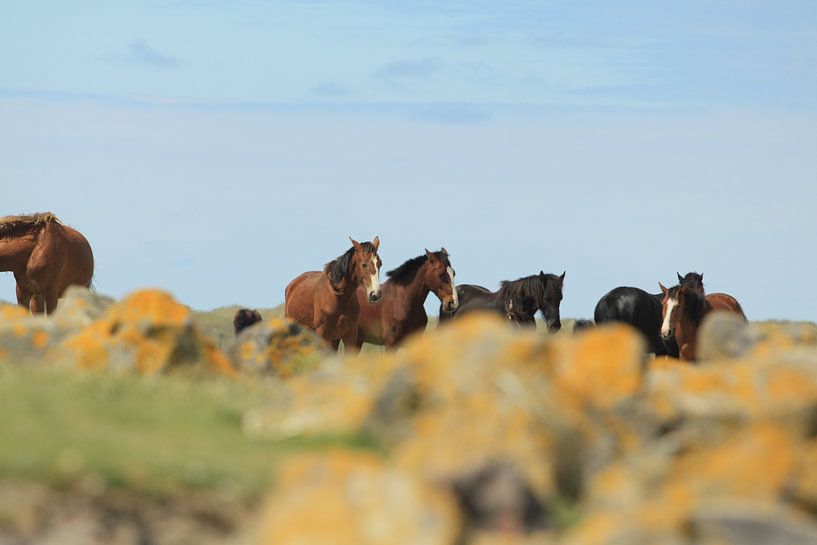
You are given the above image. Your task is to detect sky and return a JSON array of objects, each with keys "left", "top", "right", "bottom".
[{"left": 2, "top": 0, "right": 816, "bottom": 321}]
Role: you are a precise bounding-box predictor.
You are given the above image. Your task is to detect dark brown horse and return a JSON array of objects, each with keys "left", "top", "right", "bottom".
[
  {"left": 355, "top": 248, "right": 457, "bottom": 348},
  {"left": 659, "top": 283, "right": 746, "bottom": 361},
  {"left": 284, "top": 237, "right": 382, "bottom": 352},
  {"left": 233, "top": 308, "right": 262, "bottom": 336},
  {"left": 0, "top": 212, "right": 94, "bottom": 314},
  {"left": 440, "top": 272, "right": 565, "bottom": 331}
]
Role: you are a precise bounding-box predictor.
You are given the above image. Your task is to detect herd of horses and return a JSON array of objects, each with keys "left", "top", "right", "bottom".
[
  {"left": 0, "top": 213, "right": 746, "bottom": 363},
  {"left": 278, "top": 236, "right": 746, "bottom": 362}
]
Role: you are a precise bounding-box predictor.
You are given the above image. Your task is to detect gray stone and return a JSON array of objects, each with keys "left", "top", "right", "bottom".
[{"left": 697, "top": 311, "right": 752, "bottom": 361}]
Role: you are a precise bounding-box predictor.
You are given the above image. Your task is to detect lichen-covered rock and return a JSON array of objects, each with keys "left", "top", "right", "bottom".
[
  {"left": 254, "top": 450, "right": 462, "bottom": 545},
  {"left": 52, "top": 285, "right": 115, "bottom": 328},
  {"left": 696, "top": 311, "right": 753, "bottom": 361},
  {"left": 0, "top": 304, "right": 76, "bottom": 364},
  {"left": 228, "top": 317, "right": 328, "bottom": 378},
  {"left": 50, "top": 289, "right": 234, "bottom": 375}
]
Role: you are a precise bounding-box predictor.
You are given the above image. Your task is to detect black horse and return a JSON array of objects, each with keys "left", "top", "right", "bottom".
[
  {"left": 440, "top": 271, "right": 565, "bottom": 332},
  {"left": 594, "top": 287, "right": 679, "bottom": 356},
  {"left": 594, "top": 272, "right": 703, "bottom": 356}
]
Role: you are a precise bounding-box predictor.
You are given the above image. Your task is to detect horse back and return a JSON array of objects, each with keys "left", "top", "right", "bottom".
[
  {"left": 706, "top": 293, "right": 747, "bottom": 320},
  {"left": 442, "top": 284, "right": 496, "bottom": 319},
  {"left": 284, "top": 271, "right": 323, "bottom": 327}
]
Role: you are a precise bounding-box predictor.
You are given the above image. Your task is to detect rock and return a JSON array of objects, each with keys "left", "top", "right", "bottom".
[
  {"left": 690, "top": 501, "right": 817, "bottom": 545},
  {"left": 50, "top": 289, "right": 234, "bottom": 375},
  {"left": 52, "top": 286, "right": 115, "bottom": 328},
  {"left": 228, "top": 317, "right": 328, "bottom": 378},
  {"left": 254, "top": 450, "right": 462, "bottom": 545},
  {"left": 696, "top": 311, "right": 753, "bottom": 361},
  {"left": 553, "top": 323, "right": 646, "bottom": 410},
  {"left": 452, "top": 462, "right": 548, "bottom": 534},
  {"left": 0, "top": 305, "right": 76, "bottom": 364}
]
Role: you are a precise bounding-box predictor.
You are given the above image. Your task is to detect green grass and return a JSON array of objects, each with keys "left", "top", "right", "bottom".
[{"left": 0, "top": 365, "right": 371, "bottom": 499}]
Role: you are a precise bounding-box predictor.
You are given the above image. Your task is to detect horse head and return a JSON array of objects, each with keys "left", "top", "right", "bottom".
[
  {"left": 537, "top": 271, "right": 565, "bottom": 333},
  {"left": 424, "top": 247, "right": 458, "bottom": 312},
  {"left": 350, "top": 236, "right": 383, "bottom": 303},
  {"left": 659, "top": 282, "right": 680, "bottom": 340},
  {"left": 678, "top": 271, "right": 705, "bottom": 293}
]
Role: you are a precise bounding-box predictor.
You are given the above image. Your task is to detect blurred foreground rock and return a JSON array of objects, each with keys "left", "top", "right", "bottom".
[
  {"left": 229, "top": 317, "right": 328, "bottom": 377},
  {"left": 51, "top": 290, "right": 234, "bottom": 375},
  {"left": 244, "top": 314, "right": 817, "bottom": 545}
]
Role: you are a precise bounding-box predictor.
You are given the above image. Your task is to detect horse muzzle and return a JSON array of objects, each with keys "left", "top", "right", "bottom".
[
  {"left": 444, "top": 300, "right": 458, "bottom": 312},
  {"left": 367, "top": 290, "right": 382, "bottom": 303},
  {"left": 547, "top": 320, "right": 562, "bottom": 333}
]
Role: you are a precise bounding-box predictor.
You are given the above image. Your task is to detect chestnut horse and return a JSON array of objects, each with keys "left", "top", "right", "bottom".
[
  {"left": 0, "top": 212, "right": 94, "bottom": 314},
  {"left": 284, "top": 237, "right": 382, "bottom": 352},
  {"left": 659, "top": 283, "right": 746, "bottom": 361},
  {"left": 355, "top": 248, "right": 457, "bottom": 348}
]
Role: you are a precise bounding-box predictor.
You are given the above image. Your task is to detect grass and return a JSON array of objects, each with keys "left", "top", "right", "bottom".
[{"left": 0, "top": 364, "right": 372, "bottom": 499}]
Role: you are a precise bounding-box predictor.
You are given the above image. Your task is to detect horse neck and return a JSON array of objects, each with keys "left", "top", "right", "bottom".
[
  {"left": 0, "top": 236, "right": 37, "bottom": 272},
  {"left": 395, "top": 262, "right": 433, "bottom": 307},
  {"left": 326, "top": 273, "right": 359, "bottom": 301}
]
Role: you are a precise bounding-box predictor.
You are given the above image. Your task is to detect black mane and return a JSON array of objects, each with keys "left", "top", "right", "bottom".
[
  {"left": 386, "top": 251, "right": 451, "bottom": 285},
  {"left": 324, "top": 242, "right": 376, "bottom": 285},
  {"left": 679, "top": 272, "right": 704, "bottom": 292},
  {"left": 682, "top": 288, "right": 707, "bottom": 324},
  {"left": 498, "top": 274, "right": 547, "bottom": 310}
]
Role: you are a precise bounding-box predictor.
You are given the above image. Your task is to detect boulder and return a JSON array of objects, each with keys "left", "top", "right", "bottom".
[
  {"left": 696, "top": 311, "right": 753, "bottom": 361},
  {"left": 254, "top": 450, "right": 462, "bottom": 545},
  {"left": 50, "top": 289, "right": 234, "bottom": 375},
  {"left": 228, "top": 317, "right": 328, "bottom": 378}
]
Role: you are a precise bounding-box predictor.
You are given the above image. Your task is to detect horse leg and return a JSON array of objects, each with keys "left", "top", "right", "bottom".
[
  {"left": 330, "top": 339, "right": 341, "bottom": 351},
  {"left": 16, "top": 285, "right": 32, "bottom": 312},
  {"left": 342, "top": 330, "right": 361, "bottom": 356},
  {"left": 44, "top": 291, "right": 58, "bottom": 315},
  {"left": 29, "top": 294, "right": 46, "bottom": 314}
]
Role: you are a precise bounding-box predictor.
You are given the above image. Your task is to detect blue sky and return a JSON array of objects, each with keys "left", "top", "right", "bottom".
[{"left": 2, "top": 1, "right": 816, "bottom": 320}]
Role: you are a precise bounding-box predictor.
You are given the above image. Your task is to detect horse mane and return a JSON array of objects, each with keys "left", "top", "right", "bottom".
[
  {"left": 681, "top": 288, "right": 707, "bottom": 325},
  {"left": 324, "top": 242, "right": 376, "bottom": 285},
  {"left": 0, "top": 212, "right": 59, "bottom": 239},
  {"left": 498, "top": 274, "right": 543, "bottom": 311},
  {"left": 386, "top": 251, "right": 451, "bottom": 286},
  {"left": 680, "top": 272, "right": 704, "bottom": 292}
]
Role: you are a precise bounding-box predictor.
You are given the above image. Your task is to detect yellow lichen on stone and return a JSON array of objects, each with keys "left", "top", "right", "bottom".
[
  {"left": 256, "top": 450, "right": 461, "bottom": 545},
  {"left": 554, "top": 324, "right": 644, "bottom": 409},
  {"left": 53, "top": 289, "right": 234, "bottom": 376},
  {"left": 0, "top": 304, "right": 27, "bottom": 320}
]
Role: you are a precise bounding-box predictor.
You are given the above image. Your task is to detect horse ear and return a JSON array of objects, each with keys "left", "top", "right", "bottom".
[
  {"left": 349, "top": 237, "right": 362, "bottom": 251},
  {"left": 372, "top": 236, "right": 380, "bottom": 251},
  {"left": 659, "top": 282, "right": 668, "bottom": 294},
  {"left": 539, "top": 270, "right": 546, "bottom": 280},
  {"left": 677, "top": 272, "right": 683, "bottom": 283},
  {"left": 441, "top": 246, "right": 449, "bottom": 255},
  {"left": 560, "top": 271, "right": 566, "bottom": 282},
  {"left": 425, "top": 248, "right": 437, "bottom": 262}
]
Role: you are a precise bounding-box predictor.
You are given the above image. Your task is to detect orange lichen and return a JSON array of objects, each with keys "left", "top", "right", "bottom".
[
  {"left": 55, "top": 289, "right": 234, "bottom": 376},
  {"left": 554, "top": 324, "right": 644, "bottom": 409},
  {"left": 257, "top": 450, "right": 461, "bottom": 545}
]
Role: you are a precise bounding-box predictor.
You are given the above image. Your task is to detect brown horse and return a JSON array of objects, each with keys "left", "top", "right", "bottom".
[
  {"left": 284, "top": 237, "right": 382, "bottom": 352},
  {"left": 659, "top": 283, "right": 746, "bottom": 361},
  {"left": 355, "top": 248, "right": 457, "bottom": 349},
  {"left": 0, "top": 212, "right": 94, "bottom": 314}
]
